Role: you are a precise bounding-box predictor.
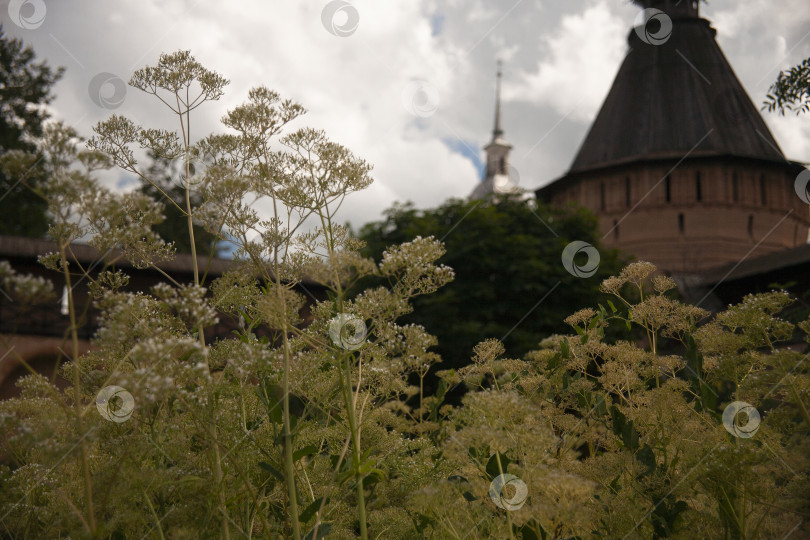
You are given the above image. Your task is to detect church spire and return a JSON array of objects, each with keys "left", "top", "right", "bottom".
[
  {"left": 470, "top": 60, "right": 518, "bottom": 200},
  {"left": 483, "top": 60, "right": 511, "bottom": 178},
  {"left": 493, "top": 60, "right": 504, "bottom": 139}
]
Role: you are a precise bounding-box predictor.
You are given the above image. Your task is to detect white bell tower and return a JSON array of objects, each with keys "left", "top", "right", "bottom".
[{"left": 470, "top": 61, "right": 519, "bottom": 199}]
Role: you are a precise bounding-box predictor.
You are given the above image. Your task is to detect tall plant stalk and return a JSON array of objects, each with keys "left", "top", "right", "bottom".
[
  {"left": 321, "top": 206, "right": 369, "bottom": 540},
  {"left": 60, "top": 240, "right": 96, "bottom": 536}
]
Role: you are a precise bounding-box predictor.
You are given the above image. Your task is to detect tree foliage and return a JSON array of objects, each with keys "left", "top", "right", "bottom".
[
  {"left": 0, "top": 26, "right": 64, "bottom": 238},
  {"left": 358, "top": 197, "right": 625, "bottom": 370},
  {"left": 764, "top": 57, "right": 810, "bottom": 116}
]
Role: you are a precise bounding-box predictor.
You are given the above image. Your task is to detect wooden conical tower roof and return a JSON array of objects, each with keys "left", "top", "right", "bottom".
[
  {"left": 569, "top": 1, "right": 785, "bottom": 174},
  {"left": 536, "top": 1, "right": 809, "bottom": 274}
]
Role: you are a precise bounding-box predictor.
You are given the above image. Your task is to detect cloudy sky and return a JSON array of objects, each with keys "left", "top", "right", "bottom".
[{"left": 3, "top": 0, "right": 810, "bottom": 231}]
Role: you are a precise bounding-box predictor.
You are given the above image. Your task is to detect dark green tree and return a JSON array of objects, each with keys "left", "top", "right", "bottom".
[
  {"left": 764, "top": 57, "right": 810, "bottom": 115},
  {"left": 0, "top": 26, "right": 64, "bottom": 237},
  {"left": 763, "top": 57, "right": 810, "bottom": 322},
  {"left": 137, "top": 156, "right": 223, "bottom": 256},
  {"left": 358, "top": 194, "right": 626, "bottom": 370}
]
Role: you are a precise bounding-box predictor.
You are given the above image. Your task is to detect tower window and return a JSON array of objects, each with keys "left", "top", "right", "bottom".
[
  {"left": 748, "top": 215, "right": 754, "bottom": 238},
  {"left": 759, "top": 175, "right": 767, "bottom": 206},
  {"left": 695, "top": 172, "right": 702, "bottom": 202},
  {"left": 625, "top": 177, "right": 631, "bottom": 207},
  {"left": 613, "top": 219, "right": 619, "bottom": 240},
  {"left": 499, "top": 157, "right": 506, "bottom": 174},
  {"left": 732, "top": 172, "right": 739, "bottom": 202},
  {"left": 600, "top": 182, "right": 606, "bottom": 211},
  {"left": 665, "top": 175, "right": 671, "bottom": 203},
  {"left": 678, "top": 213, "right": 684, "bottom": 234}
]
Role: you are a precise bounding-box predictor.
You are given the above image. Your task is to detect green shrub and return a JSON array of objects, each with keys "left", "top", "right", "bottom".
[{"left": 1, "top": 52, "right": 808, "bottom": 540}]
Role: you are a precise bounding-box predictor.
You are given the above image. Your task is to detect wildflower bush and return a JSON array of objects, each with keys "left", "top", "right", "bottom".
[{"left": 1, "top": 52, "right": 809, "bottom": 539}]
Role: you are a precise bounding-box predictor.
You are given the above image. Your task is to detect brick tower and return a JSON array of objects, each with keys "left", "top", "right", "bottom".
[{"left": 536, "top": 0, "right": 810, "bottom": 273}]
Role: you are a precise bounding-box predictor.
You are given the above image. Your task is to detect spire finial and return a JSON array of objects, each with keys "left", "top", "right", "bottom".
[
  {"left": 493, "top": 60, "right": 504, "bottom": 138},
  {"left": 632, "top": 0, "right": 699, "bottom": 17}
]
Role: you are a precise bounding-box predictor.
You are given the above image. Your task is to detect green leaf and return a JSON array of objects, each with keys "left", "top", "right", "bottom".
[
  {"left": 610, "top": 405, "right": 627, "bottom": 432},
  {"left": 485, "top": 452, "right": 511, "bottom": 479},
  {"left": 256, "top": 381, "right": 283, "bottom": 425},
  {"left": 608, "top": 474, "right": 621, "bottom": 494},
  {"left": 700, "top": 381, "right": 717, "bottom": 411},
  {"left": 520, "top": 519, "right": 548, "bottom": 540},
  {"left": 329, "top": 453, "right": 349, "bottom": 473},
  {"left": 268, "top": 501, "right": 286, "bottom": 523},
  {"left": 685, "top": 333, "right": 717, "bottom": 412},
  {"left": 361, "top": 468, "right": 385, "bottom": 489},
  {"left": 299, "top": 497, "right": 327, "bottom": 523},
  {"left": 412, "top": 513, "right": 435, "bottom": 533},
  {"left": 651, "top": 498, "right": 689, "bottom": 537},
  {"left": 598, "top": 304, "right": 608, "bottom": 320},
  {"left": 303, "top": 522, "right": 332, "bottom": 540},
  {"left": 468, "top": 445, "right": 490, "bottom": 466},
  {"left": 293, "top": 445, "right": 319, "bottom": 463},
  {"left": 429, "top": 379, "right": 449, "bottom": 421},
  {"left": 546, "top": 353, "right": 562, "bottom": 371},
  {"left": 335, "top": 469, "right": 353, "bottom": 486},
  {"left": 258, "top": 461, "right": 284, "bottom": 482},
  {"left": 358, "top": 455, "right": 376, "bottom": 475},
  {"left": 517, "top": 523, "right": 541, "bottom": 540},
  {"left": 635, "top": 444, "right": 656, "bottom": 477},
  {"left": 610, "top": 405, "right": 639, "bottom": 451},
  {"left": 594, "top": 393, "right": 608, "bottom": 416},
  {"left": 607, "top": 299, "right": 617, "bottom": 313}
]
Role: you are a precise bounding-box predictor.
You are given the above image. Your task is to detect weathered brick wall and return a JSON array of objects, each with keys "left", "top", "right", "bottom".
[{"left": 545, "top": 158, "right": 810, "bottom": 273}]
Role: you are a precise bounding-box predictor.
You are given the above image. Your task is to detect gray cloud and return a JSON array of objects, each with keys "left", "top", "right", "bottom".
[{"left": 2, "top": 0, "right": 808, "bottom": 230}]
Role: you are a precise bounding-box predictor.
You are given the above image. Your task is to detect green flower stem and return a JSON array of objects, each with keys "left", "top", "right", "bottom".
[
  {"left": 341, "top": 354, "right": 369, "bottom": 540},
  {"left": 281, "top": 325, "right": 302, "bottom": 540},
  {"left": 494, "top": 452, "right": 515, "bottom": 540},
  {"left": 60, "top": 242, "right": 96, "bottom": 537}
]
